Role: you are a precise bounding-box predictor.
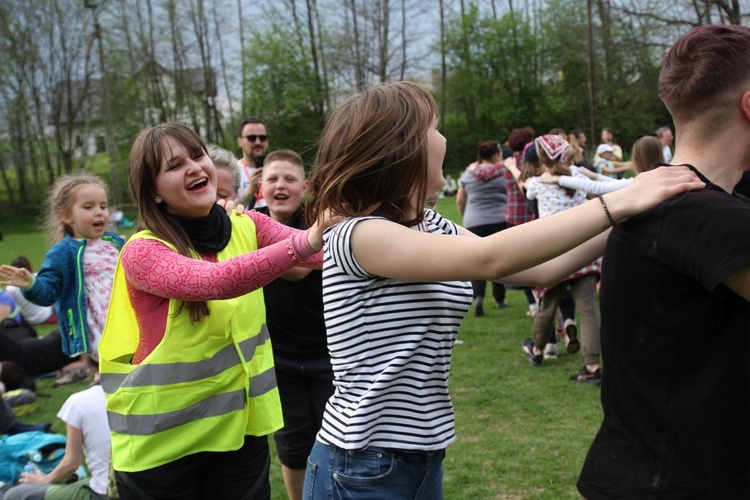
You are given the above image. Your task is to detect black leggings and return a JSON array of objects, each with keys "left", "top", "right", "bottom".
[{"left": 0, "top": 321, "right": 75, "bottom": 376}]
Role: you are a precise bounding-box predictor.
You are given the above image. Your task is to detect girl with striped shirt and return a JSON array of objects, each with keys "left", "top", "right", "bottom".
[{"left": 302, "top": 81, "right": 704, "bottom": 499}]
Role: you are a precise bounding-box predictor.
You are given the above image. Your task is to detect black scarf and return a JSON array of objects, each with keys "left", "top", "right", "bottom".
[{"left": 172, "top": 204, "right": 232, "bottom": 254}]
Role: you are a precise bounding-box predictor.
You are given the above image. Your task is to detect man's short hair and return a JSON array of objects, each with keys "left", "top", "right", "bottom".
[
  {"left": 659, "top": 25, "right": 750, "bottom": 125},
  {"left": 237, "top": 117, "right": 266, "bottom": 137}
]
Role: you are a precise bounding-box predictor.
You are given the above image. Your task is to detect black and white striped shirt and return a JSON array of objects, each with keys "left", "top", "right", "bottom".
[{"left": 316, "top": 210, "right": 473, "bottom": 451}]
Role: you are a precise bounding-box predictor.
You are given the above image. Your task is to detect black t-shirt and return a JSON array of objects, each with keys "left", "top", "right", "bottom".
[
  {"left": 256, "top": 206, "right": 328, "bottom": 360},
  {"left": 734, "top": 171, "right": 750, "bottom": 197},
  {"left": 578, "top": 166, "right": 750, "bottom": 498}
]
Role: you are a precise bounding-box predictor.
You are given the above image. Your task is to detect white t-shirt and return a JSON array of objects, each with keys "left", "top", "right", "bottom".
[
  {"left": 6, "top": 282, "right": 55, "bottom": 325},
  {"left": 316, "top": 210, "right": 473, "bottom": 451},
  {"left": 57, "top": 384, "right": 110, "bottom": 495},
  {"left": 663, "top": 144, "right": 673, "bottom": 163},
  {"left": 525, "top": 166, "right": 589, "bottom": 218},
  {"left": 237, "top": 159, "right": 267, "bottom": 209}
]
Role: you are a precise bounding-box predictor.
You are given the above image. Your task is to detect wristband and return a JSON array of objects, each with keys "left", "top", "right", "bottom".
[
  {"left": 598, "top": 195, "right": 617, "bottom": 227},
  {"left": 288, "top": 230, "right": 317, "bottom": 262}
]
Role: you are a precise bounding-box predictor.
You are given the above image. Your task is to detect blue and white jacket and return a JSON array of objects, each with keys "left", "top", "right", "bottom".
[{"left": 23, "top": 232, "right": 125, "bottom": 357}]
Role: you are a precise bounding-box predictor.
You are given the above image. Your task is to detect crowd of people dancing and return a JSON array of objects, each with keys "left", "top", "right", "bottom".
[{"left": 1, "top": 23, "right": 749, "bottom": 500}]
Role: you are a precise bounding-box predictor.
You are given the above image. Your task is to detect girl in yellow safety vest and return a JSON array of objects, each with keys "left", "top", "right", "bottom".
[{"left": 99, "top": 123, "right": 329, "bottom": 500}]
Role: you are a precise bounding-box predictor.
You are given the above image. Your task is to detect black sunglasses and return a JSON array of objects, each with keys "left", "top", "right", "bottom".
[{"left": 242, "top": 134, "right": 268, "bottom": 143}]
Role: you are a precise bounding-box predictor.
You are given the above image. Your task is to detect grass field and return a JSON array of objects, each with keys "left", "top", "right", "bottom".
[{"left": 2, "top": 198, "right": 604, "bottom": 499}]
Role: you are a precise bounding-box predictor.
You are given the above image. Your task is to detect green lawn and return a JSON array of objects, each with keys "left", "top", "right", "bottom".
[{"left": 3, "top": 199, "right": 604, "bottom": 499}]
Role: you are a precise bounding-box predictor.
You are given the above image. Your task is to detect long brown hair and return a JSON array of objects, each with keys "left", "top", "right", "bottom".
[
  {"left": 631, "top": 135, "right": 664, "bottom": 174},
  {"left": 306, "top": 81, "right": 436, "bottom": 228},
  {"left": 128, "top": 122, "right": 211, "bottom": 322}
]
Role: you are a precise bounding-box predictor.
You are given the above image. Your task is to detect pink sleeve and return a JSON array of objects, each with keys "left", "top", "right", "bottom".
[
  {"left": 122, "top": 230, "right": 317, "bottom": 301},
  {"left": 248, "top": 210, "right": 322, "bottom": 267}
]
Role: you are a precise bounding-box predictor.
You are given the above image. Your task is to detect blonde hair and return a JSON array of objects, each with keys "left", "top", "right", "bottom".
[
  {"left": 265, "top": 149, "right": 305, "bottom": 179},
  {"left": 206, "top": 144, "right": 240, "bottom": 192},
  {"left": 45, "top": 173, "right": 108, "bottom": 244},
  {"left": 307, "top": 81, "right": 436, "bottom": 228},
  {"left": 567, "top": 134, "right": 584, "bottom": 164}
]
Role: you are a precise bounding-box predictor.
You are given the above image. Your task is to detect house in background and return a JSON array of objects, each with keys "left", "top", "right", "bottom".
[{"left": 52, "top": 60, "right": 221, "bottom": 159}]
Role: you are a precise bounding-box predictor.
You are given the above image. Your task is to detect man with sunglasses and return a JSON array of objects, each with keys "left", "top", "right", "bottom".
[{"left": 236, "top": 117, "right": 269, "bottom": 208}]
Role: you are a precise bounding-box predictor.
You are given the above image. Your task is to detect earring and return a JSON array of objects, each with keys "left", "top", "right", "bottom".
[{"left": 155, "top": 196, "right": 162, "bottom": 203}]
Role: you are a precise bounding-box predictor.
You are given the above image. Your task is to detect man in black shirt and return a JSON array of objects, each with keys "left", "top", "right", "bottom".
[{"left": 578, "top": 25, "right": 750, "bottom": 498}]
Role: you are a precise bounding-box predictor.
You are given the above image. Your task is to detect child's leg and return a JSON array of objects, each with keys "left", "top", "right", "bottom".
[{"left": 570, "top": 275, "right": 600, "bottom": 368}]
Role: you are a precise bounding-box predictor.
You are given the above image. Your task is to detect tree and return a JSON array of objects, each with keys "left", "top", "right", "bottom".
[{"left": 240, "top": 19, "right": 325, "bottom": 158}]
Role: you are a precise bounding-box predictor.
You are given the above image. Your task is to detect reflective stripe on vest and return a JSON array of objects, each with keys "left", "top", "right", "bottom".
[
  {"left": 101, "top": 325, "right": 272, "bottom": 395},
  {"left": 98, "top": 214, "right": 283, "bottom": 472}
]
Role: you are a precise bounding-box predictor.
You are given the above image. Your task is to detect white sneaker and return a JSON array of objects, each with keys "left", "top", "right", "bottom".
[
  {"left": 563, "top": 318, "right": 580, "bottom": 354},
  {"left": 543, "top": 343, "right": 559, "bottom": 360}
]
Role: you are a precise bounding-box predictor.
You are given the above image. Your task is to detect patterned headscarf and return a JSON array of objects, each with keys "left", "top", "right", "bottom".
[{"left": 535, "top": 134, "right": 570, "bottom": 163}]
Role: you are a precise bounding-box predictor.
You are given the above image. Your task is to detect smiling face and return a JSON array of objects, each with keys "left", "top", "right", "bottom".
[
  {"left": 154, "top": 137, "right": 217, "bottom": 218},
  {"left": 62, "top": 184, "right": 109, "bottom": 240},
  {"left": 260, "top": 160, "right": 308, "bottom": 224},
  {"left": 237, "top": 122, "right": 268, "bottom": 161}
]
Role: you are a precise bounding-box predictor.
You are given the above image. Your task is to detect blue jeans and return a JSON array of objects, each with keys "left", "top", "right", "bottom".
[{"left": 303, "top": 441, "right": 445, "bottom": 500}]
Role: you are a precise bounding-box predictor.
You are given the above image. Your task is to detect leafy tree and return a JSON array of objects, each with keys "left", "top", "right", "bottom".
[{"left": 238, "top": 19, "right": 325, "bottom": 163}]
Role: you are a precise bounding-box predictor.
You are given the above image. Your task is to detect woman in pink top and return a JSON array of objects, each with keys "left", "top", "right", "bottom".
[{"left": 100, "top": 123, "right": 329, "bottom": 500}]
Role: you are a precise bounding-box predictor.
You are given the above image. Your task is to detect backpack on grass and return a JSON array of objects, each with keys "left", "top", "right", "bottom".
[
  {"left": 0, "top": 431, "right": 67, "bottom": 486},
  {"left": 2, "top": 389, "right": 37, "bottom": 416}
]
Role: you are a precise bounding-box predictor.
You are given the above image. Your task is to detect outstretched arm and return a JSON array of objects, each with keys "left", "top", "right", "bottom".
[
  {"left": 349, "top": 166, "right": 703, "bottom": 283},
  {"left": 456, "top": 185, "right": 467, "bottom": 216},
  {"left": 123, "top": 228, "right": 318, "bottom": 301},
  {"left": 0, "top": 266, "right": 34, "bottom": 289}
]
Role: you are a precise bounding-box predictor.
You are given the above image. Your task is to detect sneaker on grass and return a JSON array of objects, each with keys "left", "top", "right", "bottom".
[
  {"left": 543, "top": 343, "right": 558, "bottom": 360},
  {"left": 522, "top": 338, "right": 543, "bottom": 367},
  {"left": 569, "top": 366, "right": 602, "bottom": 385},
  {"left": 564, "top": 319, "right": 580, "bottom": 354}
]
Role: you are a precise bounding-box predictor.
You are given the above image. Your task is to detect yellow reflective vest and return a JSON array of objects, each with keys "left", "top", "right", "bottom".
[{"left": 99, "top": 214, "right": 282, "bottom": 472}]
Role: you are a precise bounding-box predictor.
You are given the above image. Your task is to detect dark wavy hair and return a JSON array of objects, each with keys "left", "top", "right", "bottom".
[
  {"left": 128, "top": 123, "right": 211, "bottom": 322},
  {"left": 477, "top": 141, "right": 500, "bottom": 162},
  {"left": 508, "top": 127, "right": 535, "bottom": 152}
]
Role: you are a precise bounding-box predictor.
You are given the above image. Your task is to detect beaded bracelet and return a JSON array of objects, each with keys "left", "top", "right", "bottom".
[{"left": 597, "top": 195, "right": 617, "bottom": 227}]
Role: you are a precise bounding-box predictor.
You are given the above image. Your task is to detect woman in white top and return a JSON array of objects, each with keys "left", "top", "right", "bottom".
[
  {"left": 301, "top": 81, "right": 704, "bottom": 499},
  {"left": 4, "top": 377, "right": 110, "bottom": 499}
]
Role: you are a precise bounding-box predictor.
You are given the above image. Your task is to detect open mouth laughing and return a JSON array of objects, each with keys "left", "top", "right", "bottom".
[{"left": 187, "top": 178, "right": 208, "bottom": 191}]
